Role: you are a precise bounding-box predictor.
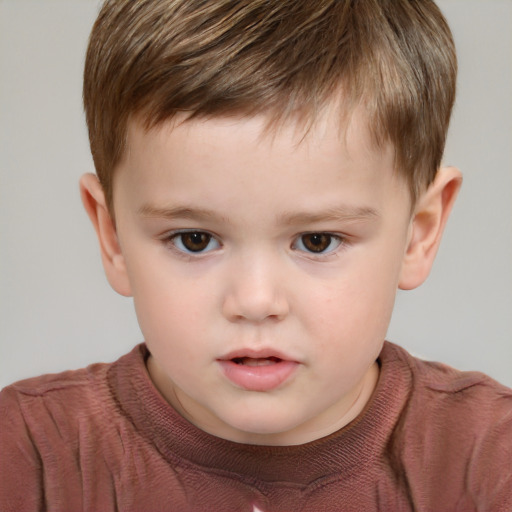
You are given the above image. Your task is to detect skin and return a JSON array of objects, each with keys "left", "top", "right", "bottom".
[{"left": 81, "top": 107, "right": 461, "bottom": 446}]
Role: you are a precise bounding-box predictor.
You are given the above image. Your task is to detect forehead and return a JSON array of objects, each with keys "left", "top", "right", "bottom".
[
  {"left": 125, "top": 102, "right": 393, "bottom": 172},
  {"left": 113, "top": 106, "right": 410, "bottom": 225}
]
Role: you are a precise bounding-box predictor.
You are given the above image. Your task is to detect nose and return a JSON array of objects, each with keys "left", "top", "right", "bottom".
[{"left": 221, "top": 252, "right": 289, "bottom": 323}]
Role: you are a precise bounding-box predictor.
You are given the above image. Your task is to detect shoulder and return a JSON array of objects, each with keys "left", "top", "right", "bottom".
[
  {"left": 387, "top": 341, "right": 512, "bottom": 417},
  {"left": 0, "top": 344, "right": 146, "bottom": 445},
  {"left": 0, "top": 361, "right": 107, "bottom": 509},
  {"left": 380, "top": 341, "right": 512, "bottom": 456},
  {"left": 3, "top": 361, "right": 106, "bottom": 396},
  {"left": 383, "top": 341, "right": 512, "bottom": 442},
  {"left": 0, "top": 345, "right": 147, "bottom": 509},
  {"left": 381, "top": 342, "right": 512, "bottom": 509},
  {"left": 1, "top": 359, "right": 111, "bottom": 421},
  {"left": 0, "top": 346, "right": 148, "bottom": 511},
  {"left": 0, "top": 360, "right": 112, "bottom": 463},
  {"left": 382, "top": 341, "right": 511, "bottom": 400}
]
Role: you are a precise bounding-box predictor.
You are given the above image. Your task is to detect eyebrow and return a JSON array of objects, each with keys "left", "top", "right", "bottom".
[
  {"left": 139, "top": 203, "right": 379, "bottom": 225},
  {"left": 277, "top": 205, "right": 379, "bottom": 226},
  {"left": 138, "top": 204, "right": 231, "bottom": 224}
]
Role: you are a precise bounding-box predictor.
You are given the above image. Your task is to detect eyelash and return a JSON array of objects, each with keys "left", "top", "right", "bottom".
[
  {"left": 164, "top": 230, "right": 221, "bottom": 255},
  {"left": 292, "top": 232, "right": 345, "bottom": 257},
  {"left": 162, "top": 230, "right": 346, "bottom": 258}
]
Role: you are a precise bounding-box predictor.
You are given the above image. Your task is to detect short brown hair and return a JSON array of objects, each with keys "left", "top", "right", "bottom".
[{"left": 84, "top": 0, "right": 457, "bottom": 210}]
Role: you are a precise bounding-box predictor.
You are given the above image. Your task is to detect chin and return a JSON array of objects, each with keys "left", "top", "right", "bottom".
[{"left": 218, "top": 411, "right": 304, "bottom": 444}]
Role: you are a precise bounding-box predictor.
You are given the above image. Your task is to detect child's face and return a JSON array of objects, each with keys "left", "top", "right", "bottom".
[{"left": 111, "top": 109, "right": 413, "bottom": 445}]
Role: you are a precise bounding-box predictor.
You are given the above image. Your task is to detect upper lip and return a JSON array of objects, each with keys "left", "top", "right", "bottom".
[{"left": 218, "top": 348, "right": 297, "bottom": 362}]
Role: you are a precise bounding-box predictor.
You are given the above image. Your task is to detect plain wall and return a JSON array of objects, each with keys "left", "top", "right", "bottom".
[{"left": 1, "top": 0, "right": 511, "bottom": 389}]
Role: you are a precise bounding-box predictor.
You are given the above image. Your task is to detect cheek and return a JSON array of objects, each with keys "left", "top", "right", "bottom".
[
  {"left": 132, "top": 283, "right": 213, "bottom": 377},
  {"left": 126, "top": 255, "right": 212, "bottom": 346},
  {"left": 304, "top": 251, "right": 401, "bottom": 352}
]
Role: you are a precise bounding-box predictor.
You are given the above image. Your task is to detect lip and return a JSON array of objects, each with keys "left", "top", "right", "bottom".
[{"left": 217, "top": 349, "right": 300, "bottom": 392}]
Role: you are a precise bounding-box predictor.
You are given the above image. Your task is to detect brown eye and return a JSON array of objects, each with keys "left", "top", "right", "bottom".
[
  {"left": 173, "top": 232, "right": 219, "bottom": 253},
  {"left": 301, "top": 233, "right": 331, "bottom": 252},
  {"left": 296, "top": 233, "right": 342, "bottom": 254}
]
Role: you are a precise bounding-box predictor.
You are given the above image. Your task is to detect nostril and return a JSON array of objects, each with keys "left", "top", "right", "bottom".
[{"left": 222, "top": 292, "right": 290, "bottom": 323}]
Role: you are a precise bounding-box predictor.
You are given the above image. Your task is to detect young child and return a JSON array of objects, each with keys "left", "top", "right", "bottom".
[{"left": 1, "top": 0, "right": 510, "bottom": 510}]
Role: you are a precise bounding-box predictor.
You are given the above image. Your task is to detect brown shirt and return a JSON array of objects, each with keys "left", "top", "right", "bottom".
[{"left": 1, "top": 342, "right": 511, "bottom": 512}]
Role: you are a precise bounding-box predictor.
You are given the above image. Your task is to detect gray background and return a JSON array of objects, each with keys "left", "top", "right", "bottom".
[{"left": 1, "top": 0, "right": 511, "bottom": 389}]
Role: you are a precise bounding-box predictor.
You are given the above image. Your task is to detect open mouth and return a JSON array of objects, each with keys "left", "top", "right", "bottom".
[
  {"left": 218, "top": 352, "right": 298, "bottom": 391},
  {"left": 231, "top": 356, "right": 282, "bottom": 366}
]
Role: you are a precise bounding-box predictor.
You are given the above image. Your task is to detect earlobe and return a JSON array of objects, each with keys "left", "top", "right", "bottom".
[
  {"left": 79, "top": 173, "right": 132, "bottom": 297},
  {"left": 398, "top": 166, "right": 462, "bottom": 290}
]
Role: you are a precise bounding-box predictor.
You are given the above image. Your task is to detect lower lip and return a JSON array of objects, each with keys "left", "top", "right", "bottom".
[{"left": 217, "top": 359, "right": 299, "bottom": 392}]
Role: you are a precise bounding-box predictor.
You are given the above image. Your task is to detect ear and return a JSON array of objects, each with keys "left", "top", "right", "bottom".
[
  {"left": 79, "top": 173, "right": 132, "bottom": 297},
  {"left": 399, "top": 166, "right": 462, "bottom": 290}
]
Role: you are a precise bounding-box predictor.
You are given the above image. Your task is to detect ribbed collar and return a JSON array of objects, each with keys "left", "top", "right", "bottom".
[{"left": 108, "top": 341, "right": 412, "bottom": 486}]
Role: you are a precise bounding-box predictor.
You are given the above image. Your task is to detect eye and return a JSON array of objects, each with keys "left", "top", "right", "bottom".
[
  {"left": 293, "top": 233, "right": 342, "bottom": 254},
  {"left": 170, "top": 231, "right": 220, "bottom": 254}
]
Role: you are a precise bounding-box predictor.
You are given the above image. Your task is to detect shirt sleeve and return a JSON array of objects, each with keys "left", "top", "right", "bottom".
[{"left": 0, "top": 385, "right": 44, "bottom": 512}]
